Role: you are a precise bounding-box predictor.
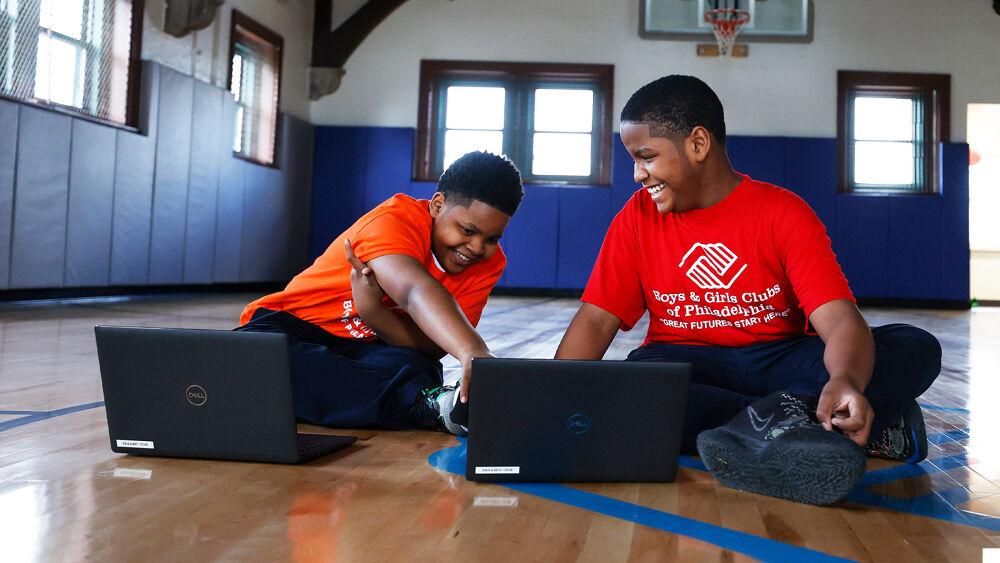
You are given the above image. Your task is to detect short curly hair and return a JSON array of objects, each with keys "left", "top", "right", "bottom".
[
  {"left": 621, "top": 75, "right": 727, "bottom": 143},
  {"left": 438, "top": 151, "right": 523, "bottom": 216}
]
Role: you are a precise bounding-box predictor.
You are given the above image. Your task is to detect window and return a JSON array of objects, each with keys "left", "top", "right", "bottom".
[
  {"left": 0, "top": 0, "right": 143, "bottom": 127},
  {"left": 415, "top": 60, "right": 614, "bottom": 185},
  {"left": 228, "top": 10, "right": 282, "bottom": 167},
  {"left": 838, "top": 71, "right": 950, "bottom": 194}
]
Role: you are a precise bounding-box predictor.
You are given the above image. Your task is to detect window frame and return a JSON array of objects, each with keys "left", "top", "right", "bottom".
[
  {"left": 415, "top": 60, "right": 614, "bottom": 186},
  {"left": 227, "top": 9, "right": 283, "bottom": 168},
  {"left": 0, "top": 0, "right": 145, "bottom": 131},
  {"left": 837, "top": 70, "right": 950, "bottom": 195}
]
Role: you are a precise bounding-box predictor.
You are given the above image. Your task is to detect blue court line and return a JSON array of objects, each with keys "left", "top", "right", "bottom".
[
  {"left": 0, "top": 402, "right": 105, "bottom": 433},
  {"left": 428, "top": 438, "right": 854, "bottom": 563},
  {"left": 928, "top": 428, "right": 970, "bottom": 445},
  {"left": 918, "top": 403, "right": 970, "bottom": 414},
  {"left": 0, "top": 410, "right": 45, "bottom": 415}
]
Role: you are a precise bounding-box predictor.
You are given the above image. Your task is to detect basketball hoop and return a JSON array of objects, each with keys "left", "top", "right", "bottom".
[{"left": 704, "top": 8, "right": 750, "bottom": 58}]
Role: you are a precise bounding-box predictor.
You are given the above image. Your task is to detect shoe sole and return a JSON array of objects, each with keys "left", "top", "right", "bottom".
[{"left": 697, "top": 426, "right": 866, "bottom": 506}]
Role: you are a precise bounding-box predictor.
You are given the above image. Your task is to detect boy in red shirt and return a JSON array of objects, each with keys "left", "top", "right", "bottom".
[
  {"left": 556, "top": 76, "right": 941, "bottom": 505},
  {"left": 238, "top": 151, "right": 523, "bottom": 436}
]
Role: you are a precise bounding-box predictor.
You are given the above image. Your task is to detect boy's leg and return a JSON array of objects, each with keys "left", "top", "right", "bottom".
[
  {"left": 626, "top": 343, "right": 757, "bottom": 453},
  {"left": 236, "top": 309, "right": 443, "bottom": 429},
  {"left": 748, "top": 323, "right": 942, "bottom": 434}
]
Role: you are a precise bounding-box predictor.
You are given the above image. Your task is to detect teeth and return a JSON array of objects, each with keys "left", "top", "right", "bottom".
[
  {"left": 454, "top": 250, "right": 471, "bottom": 263},
  {"left": 647, "top": 183, "right": 665, "bottom": 196}
]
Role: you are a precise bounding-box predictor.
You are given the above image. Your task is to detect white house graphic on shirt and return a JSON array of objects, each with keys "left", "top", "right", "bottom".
[{"left": 679, "top": 242, "right": 748, "bottom": 290}]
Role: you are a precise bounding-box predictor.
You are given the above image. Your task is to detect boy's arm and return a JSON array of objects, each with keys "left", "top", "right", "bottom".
[
  {"left": 809, "top": 298, "right": 876, "bottom": 447},
  {"left": 554, "top": 303, "right": 621, "bottom": 360},
  {"left": 350, "top": 272, "right": 445, "bottom": 358},
  {"left": 365, "top": 253, "right": 493, "bottom": 402},
  {"left": 346, "top": 240, "right": 445, "bottom": 358}
]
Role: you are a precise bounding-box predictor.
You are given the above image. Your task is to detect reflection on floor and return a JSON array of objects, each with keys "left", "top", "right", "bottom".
[{"left": 0, "top": 294, "right": 997, "bottom": 561}]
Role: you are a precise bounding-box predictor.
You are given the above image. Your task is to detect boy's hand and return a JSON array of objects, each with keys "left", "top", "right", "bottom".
[
  {"left": 815, "top": 378, "right": 874, "bottom": 447},
  {"left": 458, "top": 347, "right": 494, "bottom": 404}
]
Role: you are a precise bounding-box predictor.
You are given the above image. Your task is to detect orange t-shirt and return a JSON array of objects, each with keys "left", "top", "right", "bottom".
[{"left": 240, "top": 194, "right": 506, "bottom": 340}]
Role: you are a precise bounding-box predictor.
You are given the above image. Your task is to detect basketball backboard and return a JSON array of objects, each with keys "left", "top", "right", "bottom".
[{"left": 641, "top": 0, "right": 813, "bottom": 42}]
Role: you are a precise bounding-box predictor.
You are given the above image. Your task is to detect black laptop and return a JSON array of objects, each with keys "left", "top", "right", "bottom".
[
  {"left": 94, "top": 326, "right": 357, "bottom": 464},
  {"left": 466, "top": 358, "right": 690, "bottom": 483}
]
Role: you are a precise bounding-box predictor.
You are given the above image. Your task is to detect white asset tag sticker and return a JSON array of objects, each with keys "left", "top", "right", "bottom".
[
  {"left": 113, "top": 468, "right": 153, "bottom": 480},
  {"left": 116, "top": 439, "right": 154, "bottom": 449},
  {"left": 475, "top": 466, "right": 520, "bottom": 475}
]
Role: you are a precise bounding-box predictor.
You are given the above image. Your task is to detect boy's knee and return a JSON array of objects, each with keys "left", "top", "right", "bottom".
[{"left": 876, "top": 324, "right": 942, "bottom": 388}]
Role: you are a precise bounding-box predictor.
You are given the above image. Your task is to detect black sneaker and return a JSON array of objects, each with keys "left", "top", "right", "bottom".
[
  {"left": 408, "top": 383, "right": 468, "bottom": 436},
  {"left": 864, "top": 400, "right": 927, "bottom": 464},
  {"left": 696, "top": 391, "right": 866, "bottom": 506}
]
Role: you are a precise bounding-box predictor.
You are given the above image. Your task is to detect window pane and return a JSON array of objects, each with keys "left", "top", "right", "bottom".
[
  {"left": 40, "top": 0, "right": 84, "bottom": 40},
  {"left": 445, "top": 86, "right": 505, "bottom": 130},
  {"left": 532, "top": 132, "right": 591, "bottom": 176},
  {"left": 534, "top": 89, "right": 594, "bottom": 133},
  {"left": 854, "top": 141, "right": 915, "bottom": 186},
  {"left": 35, "top": 34, "right": 84, "bottom": 107},
  {"left": 443, "top": 130, "right": 503, "bottom": 171},
  {"left": 854, "top": 96, "right": 914, "bottom": 141}
]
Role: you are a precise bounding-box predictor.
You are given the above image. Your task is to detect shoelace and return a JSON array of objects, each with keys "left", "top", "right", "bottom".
[{"left": 777, "top": 394, "right": 813, "bottom": 428}]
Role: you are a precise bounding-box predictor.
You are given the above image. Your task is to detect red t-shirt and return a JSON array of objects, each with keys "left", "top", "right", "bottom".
[
  {"left": 582, "top": 175, "right": 854, "bottom": 347},
  {"left": 240, "top": 194, "right": 506, "bottom": 340}
]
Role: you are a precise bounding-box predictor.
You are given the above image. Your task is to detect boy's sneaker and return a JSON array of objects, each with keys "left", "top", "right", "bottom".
[
  {"left": 696, "top": 391, "right": 866, "bottom": 506},
  {"left": 864, "top": 400, "right": 928, "bottom": 464},
  {"left": 408, "top": 383, "right": 469, "bottom": 436}
]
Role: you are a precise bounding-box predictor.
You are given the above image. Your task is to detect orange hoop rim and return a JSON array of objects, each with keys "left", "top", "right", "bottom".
[{"left": 704, "top": 8, "right": 751, "bottom": 35}]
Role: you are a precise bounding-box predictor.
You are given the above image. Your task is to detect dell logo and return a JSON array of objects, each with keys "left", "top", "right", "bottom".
[
  {"left": 567, "top": 413, "right": 591, "bottom": 434},
  {"left": 185, "top": 385, "right": 207, "bottom": 406}
]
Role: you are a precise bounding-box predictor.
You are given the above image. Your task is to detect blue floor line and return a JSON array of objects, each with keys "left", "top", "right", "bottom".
[
  {"left": 0, "top": 410, "right": 45, "bottom": 415},
  {"left": 918, "top": 403, "right": 970, "bottom": 414},
  {"left": 928, "top": 429, "right": 970, "bottom": 445},
  {"left": 429, "top": 438, "right": 855, "bottom": 563},
  {"left": 0, "top": 401, "right": 105, "bottom": 433}
]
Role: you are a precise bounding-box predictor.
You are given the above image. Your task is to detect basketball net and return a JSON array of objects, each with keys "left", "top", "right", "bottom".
[{"left": 704, "top": 9, "right": 750, "bottom": 58}]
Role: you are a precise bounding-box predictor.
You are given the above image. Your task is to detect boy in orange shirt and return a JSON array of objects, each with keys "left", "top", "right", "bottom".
[{"left": 238, "top": 151, "right": 523, "bottom": 435}]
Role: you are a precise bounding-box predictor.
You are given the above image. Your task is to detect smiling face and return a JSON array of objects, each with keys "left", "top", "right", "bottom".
[
  {"left": 620, "top": 121, "right": 705, "bottom": 214},
  {"left": 429, "top": 193, "right": 510, "bottom": 274}
]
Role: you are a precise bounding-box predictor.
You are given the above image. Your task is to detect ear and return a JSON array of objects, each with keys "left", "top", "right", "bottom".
[
  {"left": 429, "top": 192, "right": 447, "bottom": 218},
  {"left": 686, "top": 126, "right": 713, "bottom": 164}
]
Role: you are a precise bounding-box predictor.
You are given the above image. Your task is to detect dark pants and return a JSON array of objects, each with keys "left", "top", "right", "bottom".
[
  {"left": 626, "top": 324, "right": 941, "bottom": 454},
  {"left": 236, "top": 309, "right": 443, "bottom": 429}
]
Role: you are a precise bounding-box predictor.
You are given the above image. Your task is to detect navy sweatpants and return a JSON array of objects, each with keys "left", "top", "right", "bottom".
[
  {"left": 626, "top": 324, "right": 942, "bottom": 454},
  {"left": 236, "top": 309, "right": 443, "bottom": 429}
]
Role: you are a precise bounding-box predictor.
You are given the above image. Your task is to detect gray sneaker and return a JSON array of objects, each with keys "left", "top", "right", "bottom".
[{"left": 408, "top": 383, "right": 468, "bottom": 436}]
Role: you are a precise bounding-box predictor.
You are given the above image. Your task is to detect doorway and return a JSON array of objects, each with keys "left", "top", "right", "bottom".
[{"left": 968, "top": 103, "right": 1000, "bottom": 303}]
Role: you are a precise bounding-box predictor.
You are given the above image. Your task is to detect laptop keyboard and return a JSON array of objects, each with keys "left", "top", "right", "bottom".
[{"left": 296, "top": 433, "right": 354, "bottom": 462}]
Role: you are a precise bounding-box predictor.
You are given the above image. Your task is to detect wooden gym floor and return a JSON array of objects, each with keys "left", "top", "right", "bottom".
[{"left": 0, "top": 294, "right": 998, "bottom": 562}]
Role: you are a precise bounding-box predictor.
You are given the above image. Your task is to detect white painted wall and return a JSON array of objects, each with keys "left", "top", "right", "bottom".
[
  {"left": 309, "top": 0, "right": 1000, "bottom": 141},
  {"left": 141, "top": 0, "right": 313, "bottom": 120}
]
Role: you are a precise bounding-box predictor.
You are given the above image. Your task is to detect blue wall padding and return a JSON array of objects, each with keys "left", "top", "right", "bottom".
[
  {"left": 310, "top": 127, "right": 369, "bottom": 258},
  {"left": 557, "top": 186, "right": 611, "bottom": 289},
  {"left": 782, "top": 138, "right": 838, "bottom": 241},
  {"left": 310, "top": 126, "right": 970, "bottom": 301},
  {"left": 727, "top": 135, "right": 786, "bottom": 187},
  {"left": 503, "top": 185, "right": 559, "bottom": 288},
  {"left": 365, "top": 128, "right": 415, "bottom": 211},
  {"left": 887, "top": 196, "right": 943, "bottom": 299},
  {"left": 610, "top": 133, "right": 640, "bottom": 215},
  {"left": 940, "top": 143, "right": 970, "bottom": 301},
  {"left": 836, "top": 194, "right": 889, "bottom": 297}
]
